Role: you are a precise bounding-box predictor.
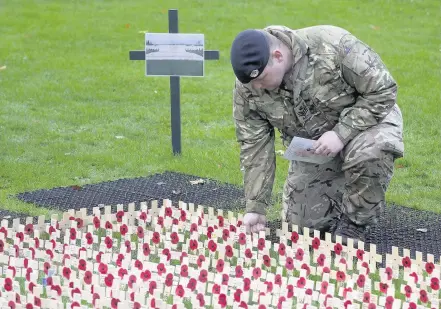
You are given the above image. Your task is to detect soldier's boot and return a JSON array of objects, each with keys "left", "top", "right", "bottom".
[{"left": 330, "top": 214, "right": 372, "bottom": 246}]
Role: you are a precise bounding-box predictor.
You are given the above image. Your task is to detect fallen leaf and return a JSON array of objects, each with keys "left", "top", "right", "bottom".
[
  {"left": 156, "top": 182, "right": 166, "bottom": 186},
  {"left": 276, "top": 150, "right": 285, "bottom": 156},
  {"left": 115, "top": 136, "right": 125, "bottom": 139},
  {"left": 369, "top": 25, "right": 380, "bottom": 30},
  {"left": 138, "top": 30, "right": 149, "bottom": 34},
  {"left": 172, "top": 190, "right": 181, "bottom": 195},
  {"left": 190, "top": 179, "right": 205, "bottom": 185},
  {"left": 125, "top": 24, "right": 130, "bottom": 29},
  {"left": 416, "top": 228, "right": 428, "bottom": 233},
  {"left": 396, "top": 164, "right": 405, "bottom": 168},
  {"left": 0, "top": 66, "right": 6, "bottom": 71}
]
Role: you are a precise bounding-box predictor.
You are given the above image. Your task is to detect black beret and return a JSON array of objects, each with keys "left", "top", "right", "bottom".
[{"left": 230, "top": 29, "right": 270, "bottom": 84}]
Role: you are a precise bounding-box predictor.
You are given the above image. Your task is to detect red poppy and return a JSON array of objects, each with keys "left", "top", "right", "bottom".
[
  {"left": 409, "top": 272, "right": 418, "bottom": 284},
  {"left": 230, "top": 225, "right": 236, "bottom": 232},
  {"left": 402, "top": 256, "right": 411, "bottom": 268},
  {"left": 234, "top": 289, "right": 242, "bottom": 302},
  {"left": 85, "top": 232, "right": 93, "bottom": 245},
  {"left": 127, "top": 275, "right": 136, "bottom": 289},
  {"left": 258, "top": 238, "right": 265, "bottom": 251},
  {"left": 218, "top": 216, "right": 224, "bottom": 227},
  {"left": 16, "top": 232, "right": 24, "bottom": 242},
  {"left": 245, "top": 248, "right": 253, "bottom": 259},
  {"left": 199, "top": 269, "right": 208, "bottom": 283},
  {"left": 287, "top": 284, "right": 294, "bottom": 298},
  {"left": 317, "top": 254, "right": 326, "bottom": 266},
  {"left": 283, "top": 257, "right": 294, "bottom": 270},
  {"left": 379, "top": 283, "right": 388, "bottom": 294},
  {"left": 278, "top": 243, "right": 286, "bottom": 256},
  {"left": 363, "top": 292, "right": 370, "bottom": 303},
  {"left": 157, "top": 263, "right": 165, "bottom": 275},
  {"left": 404, "top": 285, "right": 412, "bottom": 298},
  {"left": 263, "top": 255, "right": 271, "bottom": 267},
  {"left": 34, "top": 297, "right": 41, "bottom": 307},
  {"left": 385, "top": 296, "right": 394, "bottom": 309},
  {"left": 212, "top": 283, "right": 221, "bottom": 294},
  {"left": 218, "top": 293, "right": 227, "bottom": 308},
  {"left": 253, "top": 267, "right": 262, "bottom": 279},
  {"left": 344, "top": 300, "right": 352, "bottom": 309},
  {"left": 238, "top": 233, "right": 246, "bottom": 245},
  {"left": 137, "top": 226, "right": 144, "bottom": 239},
  {"left": 297, "top": 277, "right": 306, "bottom": 288},
  {"left": 334, "top": 243, "right": 343, "bottom": 255},
  {"left": 0, "top": 239, "right": 4, "bottom": 253},
  {"left": 357, "top": 274, "right": 365, "bottom": 288},
  {"left": 430, "top": 277, "right": 440, "bottom": 290},
  {"left": 170, "top": 232, "right": 179, "bottom": 244},
  {"left": 196, "top": 293, "right": 205, "bottom": 307},
  {"left": 98, "top": 263, "right": 108, "bottom": 274},
  {"left": 301, "top": 263, "right": 311, "bottom": 276},
  {"left": 78, "top": 259, "right": 87, "bottom": 271},
  {"left": 51, "top": 285, "right": 61, "bottom": 296},
  {"left": 425, "top": 262, "right": 435, "bottom": 274},
  {"left": 163, "top": 207, "right": 171, "bottom": 217},
  {"left": 187, "top": 278, "right": 197, "bottom": 291},
  {"left": 124, "top": 240, "right": 131, "bottom": 254},
  {"left": 222, "top": 229, "right": 230, "bottom": 241},
  {"left": 118, "top": 268, "right": 128, "bottom": 279},
  {"left": 152, "top": 232, "right": 160, "bottom": 244},
  {"left": 180, "top": 265, "right": 188, "bottom": 277},
  {"left": 104, "top": 274, "right": 114, "bottom": 288},
  {"left": 120, "top": 224, "right": 128, "bottom": 236},
  {"left": 134, "top": 260, "right": 143, "bottom": 270},
  {"left": 24, "top": 224, "right": 34, "bottom": 235},
  {"left": 69, "top": 229, "right": 76, "bottom": 241},
  {"left": 116, "top": 210, "right": 124, "bottom": 222},
  {"left": 275, "top": 274, "right": 282, "bottom": 286},
  {"left": 291, "top": 231, "right": 299, "bottom": 243},
  {"left": 190, "top": 223, "right": 198, "bottom": 233},
  {"left": 43, "top": 262, "right": 50, "bottom": 275},
  {"left": 385, "top": 267, "right": 393, "bottom": 280},
  {"left": 419, "top": 290, "right": 428, "bottom": 303},
  {"left": 162, "top": 248, "right": 171, "bottom": 261},
  {"left": 93, "top": 217, "right": 100, "bottom": 229},
  {"left": 207, "top": 226, "right": 214, "bottom": 239},
  {"left": 142, "top": 243, "right": 150, "bottom": 256},
  {"left": 141, "top": 270, "right": 151, "bottom": 281},
  {"left": 171, "top": 217, "right": 179, "bottom": 224},
  {"left": 408, "top": 302, "right": 417, "bottom": 309},
  {"left": 165, "top": 273, "right": 173, "bottom": 287},
  {"left": 312, "top": 237, "right": 320, "bottom": 250},
  {"left": 264, "top": 281, "right": 273, "bottom": 293},
  {"left": 336, "top": 271, "right": 346, "bottom": 282},
  {"left": 157, "top": 216, "right": 164, "bottom": 227},
  {"left": 180, "top": 209, "right": 187, "bottom": 221},
  {"left": 243, "top": 278, "right": 251, "bottom": 291},
  {"left": 216, "top": 259, "right": 225, "bottom": 272},
  {"left": 197, "top": 255, "right": 205, "bottom": 268},
  {"left": 295, "top": 248, "right": 304, "bottom": 261},
  {"left": 104, "top": 236, "right": 113, "bottom": 249},
  {"left": 320, "top": 281, "right": 328, "bottom": 294},
  {"left": 235, "top": 265, "right": 243, "bottom": 278},
  {"left": 225, "top": 245, "right": 233, "bottom": 258},
  {"left": 175, "top": 284, "right": 185, "bottom": 298},
  {"left": 62, "top": 267, "right": 71, "bottom": 280},
  {"left": 4, "top": 278, "right": 13, "bottom": 291},
  {"left": 110, "top": 298, "right": 120, "bottom": 309},
  {"left": 222, "top": 274, "right": 229, "bottom": 285},
  {"left": 105, "top": 221, "right": 112, "bottom": 230},
  {"left": 208, "top": 240, "right": 217, "bottom": 252},
  {"left": 357, "top": 249, "right": 365, "bottom": 261},
  {"left": 148, "top": 281, "right": 157, "bottom": 295}
]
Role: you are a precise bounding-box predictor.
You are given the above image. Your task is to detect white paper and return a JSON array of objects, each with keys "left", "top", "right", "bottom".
[{"left": 283, "top": 136, "right": 335, "bottom": 164}]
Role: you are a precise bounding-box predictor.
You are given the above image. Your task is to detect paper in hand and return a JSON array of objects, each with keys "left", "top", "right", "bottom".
[{"left": 283, "top": 136, "right": 335, "bottom": 164}]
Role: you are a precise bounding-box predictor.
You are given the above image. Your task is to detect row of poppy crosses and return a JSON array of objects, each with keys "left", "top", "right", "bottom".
[{"left": 0, "top": 199, "right": 439, "bottom": 309}]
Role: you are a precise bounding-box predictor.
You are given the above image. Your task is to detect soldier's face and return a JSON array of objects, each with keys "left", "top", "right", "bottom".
[{"left": 250, "top": 51, "right": 286, "bottom": 91}]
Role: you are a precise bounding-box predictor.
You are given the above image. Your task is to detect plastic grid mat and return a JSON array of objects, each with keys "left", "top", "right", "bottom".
[{"left": 14, "top": 171, "right": 441, "bottom": 265}]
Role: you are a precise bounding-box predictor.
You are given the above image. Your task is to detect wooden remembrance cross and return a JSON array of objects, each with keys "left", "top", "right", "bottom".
[{"left": 129, "top": 9, "right": 220, "bottom": 155}]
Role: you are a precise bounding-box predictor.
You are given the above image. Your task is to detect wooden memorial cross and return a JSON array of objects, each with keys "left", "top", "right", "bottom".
[{"left": 129, "top": 9, "right": 220, "bottom": 155}]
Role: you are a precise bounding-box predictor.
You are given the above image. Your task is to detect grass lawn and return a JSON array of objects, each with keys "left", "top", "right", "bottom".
[{"left": 0, "top": 0, "right": 440, "bottom": 220}]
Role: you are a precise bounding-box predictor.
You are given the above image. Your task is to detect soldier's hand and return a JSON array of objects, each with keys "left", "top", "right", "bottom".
[
  {"left": 243, "top": 212, "right": 266, "bottom": 234},
  {"left": 313, "top": 131, "right": 344, "bottom": 156}
]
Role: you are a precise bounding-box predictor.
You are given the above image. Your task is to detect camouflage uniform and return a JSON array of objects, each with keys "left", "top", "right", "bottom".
[{"left": 233, "top": 25, "right": 404, "bottom": 232}]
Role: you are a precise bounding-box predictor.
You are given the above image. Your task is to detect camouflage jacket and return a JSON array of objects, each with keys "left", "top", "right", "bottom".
[{"left": 233, "top": 25, "right": 401, "bottom": 216}]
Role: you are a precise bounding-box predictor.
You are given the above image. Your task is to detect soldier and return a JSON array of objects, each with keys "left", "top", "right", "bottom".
[{"left": 230, "top": 25, "right": 404, "bottom": 243}]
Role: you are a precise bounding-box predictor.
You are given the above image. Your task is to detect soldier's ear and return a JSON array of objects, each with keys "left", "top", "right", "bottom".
[{"left": 271, "top": 50, "right": 284, "bottom": 63}]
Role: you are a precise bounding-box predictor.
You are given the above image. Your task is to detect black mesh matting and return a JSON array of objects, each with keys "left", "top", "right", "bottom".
[{"left": 15, "top": 171, "right": 441, "bottom": 264}]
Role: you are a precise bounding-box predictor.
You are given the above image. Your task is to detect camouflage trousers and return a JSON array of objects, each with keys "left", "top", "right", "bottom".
[{"left": 282, "top": 104, "right": 404, "bottom": 231}]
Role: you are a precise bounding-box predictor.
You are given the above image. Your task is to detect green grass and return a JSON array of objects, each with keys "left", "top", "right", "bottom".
[{"left": 0, "top": 0, "right": 440, "bottom": 219}]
